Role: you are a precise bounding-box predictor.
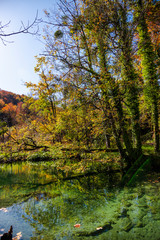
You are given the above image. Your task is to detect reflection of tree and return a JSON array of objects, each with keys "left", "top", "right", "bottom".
[
  {"left": 0, "top": 163, "right": 57, "bottom": 208},
  {"left": 22, "top": 176, "right": 118, "bottom": 239},
  {"left": 0, "top": 161, "right": 121, "bottom": 210},
  {"left": 0, "top": 162, "right": 121, "bottom": 238}
]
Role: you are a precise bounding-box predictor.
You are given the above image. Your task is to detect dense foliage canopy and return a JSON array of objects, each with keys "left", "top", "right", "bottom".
[{"left": 0, "top": 0, "right": 159, "bottom": 169}]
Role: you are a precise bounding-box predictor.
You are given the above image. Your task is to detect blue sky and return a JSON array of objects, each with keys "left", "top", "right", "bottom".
[{"left": 0, "top": 0, "right": 57, "bottom": 95}]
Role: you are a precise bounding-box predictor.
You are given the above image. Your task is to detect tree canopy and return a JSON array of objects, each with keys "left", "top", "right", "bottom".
[{"left": 1, "top": 0, "right": 159, "bottom": 169}]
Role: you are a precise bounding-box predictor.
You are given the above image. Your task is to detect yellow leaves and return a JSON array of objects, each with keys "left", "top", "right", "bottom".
[
  {"left": 44, "top": 9, "right": 50, "bottom": 16},
  {"left": 34, "top": 66, "right": 40, "bottom": 73},
  {"left": 2, "top": 102, "right": 17, "bottom": 114},
  {"left": 0, "top": 99, "right": 5, "bottom": 109}
]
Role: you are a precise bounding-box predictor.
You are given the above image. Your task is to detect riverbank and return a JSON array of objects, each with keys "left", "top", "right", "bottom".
[{"left": 0, "top": 143, "right": 159, "bottom": 184}]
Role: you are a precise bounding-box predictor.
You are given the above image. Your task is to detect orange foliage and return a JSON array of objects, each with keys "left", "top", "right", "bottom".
[
  {"left": 0, "top": 89, "right": 24, "bottom": 105},
  {"left": 2, "top": 102, "right": 17, "bottom": 115},
  {"left": 146, "top": 2, "right": 160, "bottom": 54},
  {"left": 0, "top": 99, "right": 5, "bottom": 109}
]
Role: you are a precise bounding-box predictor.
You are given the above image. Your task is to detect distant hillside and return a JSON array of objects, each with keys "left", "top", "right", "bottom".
[
  {"left": 0, "top": 89, "right": 25, "bottom": 106},
  {"left": 0, "top": 89, "right": 27, "bottom": 126}
]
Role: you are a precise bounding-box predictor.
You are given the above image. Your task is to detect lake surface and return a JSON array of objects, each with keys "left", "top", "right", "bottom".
[{"left": 0, "top": 162, "right": 160, "bottom": 239}]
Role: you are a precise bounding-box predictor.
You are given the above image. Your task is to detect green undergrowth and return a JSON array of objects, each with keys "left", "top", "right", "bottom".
[
  {"left": 0, "top": 142, "right": 158, "bottom": 182},
  {"left": 142, "top": 143, "right": 154, "bottom": 154},
  {"left": 0, "top": 152, "right": 27, "bottom": 163},
  {"left": 0, "top": 144, "right": 122, "bottom": 179},
  {"left": 28, "top": 149, "right": 121, "bottom": 177},
  {"left": 26, "top": 151, "right": 53, "bottom": 162}
]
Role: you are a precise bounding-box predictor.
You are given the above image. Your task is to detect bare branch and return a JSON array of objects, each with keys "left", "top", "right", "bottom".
[{"left": 0, "top": 11, "right": 42, "bottom": 45}]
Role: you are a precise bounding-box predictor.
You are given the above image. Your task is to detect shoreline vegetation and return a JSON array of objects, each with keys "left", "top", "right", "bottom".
[{"left": 1, "top": 142, "right": 160, "bottom": 187}]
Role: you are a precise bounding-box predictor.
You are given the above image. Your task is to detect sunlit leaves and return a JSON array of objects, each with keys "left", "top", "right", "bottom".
[{"left": 2, "top": 0, "right": 158, "bottom": 160}]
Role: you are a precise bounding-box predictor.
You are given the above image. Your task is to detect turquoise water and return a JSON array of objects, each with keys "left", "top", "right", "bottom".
[{"left": 0, "top": 162, "right": 160, "bottom": 239}]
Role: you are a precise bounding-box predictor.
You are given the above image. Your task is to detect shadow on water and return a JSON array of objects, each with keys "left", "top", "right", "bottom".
[{"left": 0, "top": 162, "right": 160, "bottom": 239}]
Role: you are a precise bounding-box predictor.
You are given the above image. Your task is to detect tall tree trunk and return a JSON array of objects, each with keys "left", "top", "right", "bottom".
[
  {"left": 120, "top": 53, "right": 142, "bottom": 156},
  {"left": 136, "top": 0, "right": 159, "bottom": 152},
  {"left": 103, "top": 97, "right": 128, "bottom": 160},
  {"left": 118, "top": 2, "right": 142, "bottom": 158},
  {"left": 97, "top": 33, "right": 133, "bottom": 163}
]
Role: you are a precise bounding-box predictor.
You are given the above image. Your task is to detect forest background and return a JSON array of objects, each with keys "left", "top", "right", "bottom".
[{"left": 0, "top": 0, "right": 160, "bottom": 182}]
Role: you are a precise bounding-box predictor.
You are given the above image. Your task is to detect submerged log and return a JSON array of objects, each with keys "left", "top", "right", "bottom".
[{"left": 1, "top": 226, "right": 12, "bottom": 240}]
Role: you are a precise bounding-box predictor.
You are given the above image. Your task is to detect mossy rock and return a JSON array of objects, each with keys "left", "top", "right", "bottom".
[
  {"left": 116, "top": 218, "right": 133, "bottom": 233},
  {"left": 126, "top": 193, "right": 137, "bottom": 200},
  {"left": 136, "top": 221, "right": 145, "bottom": 228},
  {"left": 122, "top": 219, "right": 133, "bottom": 232}
]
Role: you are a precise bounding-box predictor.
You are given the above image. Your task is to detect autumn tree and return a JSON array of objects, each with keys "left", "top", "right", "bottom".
[
  {"left": 1, "top": 102, "right": 17, "bottom": 126},
  {"left": 25, "top": 57, "right": 60, "bottom": 143},
  {"left": 146, "top": 0, "right": 160, "bottom": 69},
  {"left": 24, "top": 0, "right": 159, "bottom": 168},
  {"left": 0, "top": 121, "right": 7, "bottom": 142},
  {"left": 0, "top": 99, "right": 5, "bottom": 109},
  {"left": 40, "top": 0, "right": 145, "bottom": 164},
  {"left": 27, "top": 57, "right": 57, "bottom": 121},
  {"left": 83, "top": 0, "right": 142, "bottom": 160}
]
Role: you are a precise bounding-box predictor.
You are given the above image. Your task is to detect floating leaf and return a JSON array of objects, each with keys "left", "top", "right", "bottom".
[
  {"left": 96, "top": 227, "right": 103, "bottom": 230},
  {"left": 74, "top": 224, "right": 81, "bottom": 228},
  {"left": 0, "top": 208, "right": 8, "bottom": 212},
  {"left": 12, "top": 232, "right": 22, "bottom": 240}
]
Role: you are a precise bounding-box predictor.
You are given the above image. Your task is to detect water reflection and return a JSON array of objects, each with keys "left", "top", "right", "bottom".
[{"left": 0, "top": 163, "right": 160, "bottom": 239}]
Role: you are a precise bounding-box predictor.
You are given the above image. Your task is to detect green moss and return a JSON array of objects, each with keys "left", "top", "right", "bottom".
[{"left": 27, "top": 151, "right": 53, "bottom": 162}]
